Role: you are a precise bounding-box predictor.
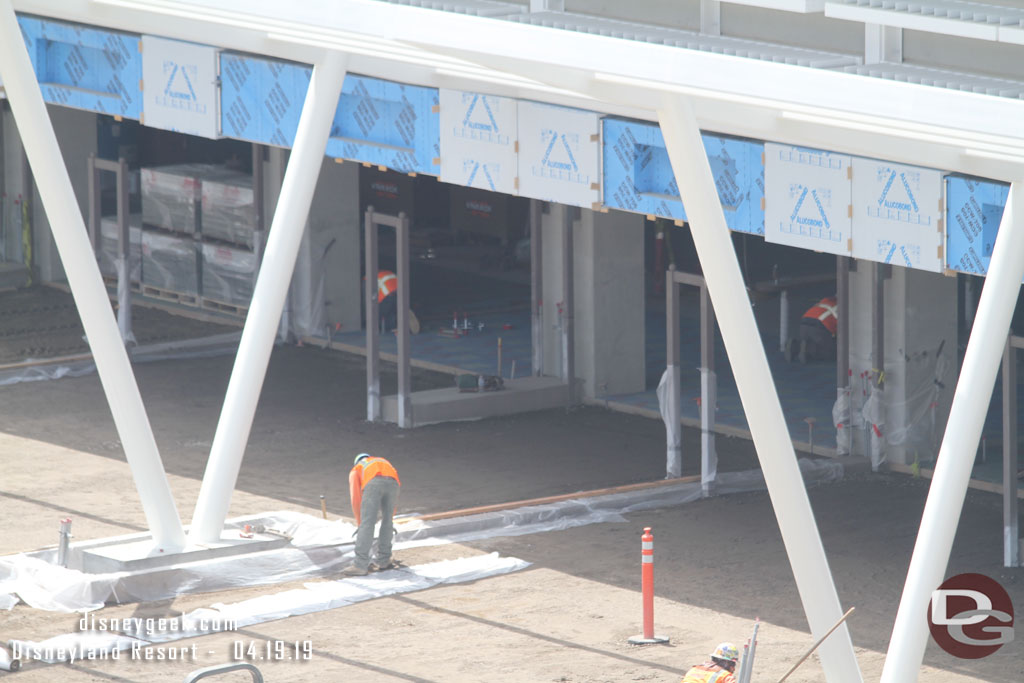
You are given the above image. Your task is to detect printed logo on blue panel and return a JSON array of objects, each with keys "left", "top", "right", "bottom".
[
  {"left": 464, "top": 160, "right": 500, "bottom": 191},
  {"left": 877, "top": 240, "right": 919, "bottom": 267},
  {"left": 870, "top": 168, "right": 930, "bottom": 225},
  {"left": 453, "top": 95, "right": 511, "bottom": 147},
  {"left": 782, "top": 184, "right": 840, "bottom": 242},
  {"left": 156, "top": 60, "right": 205, "bottom": 115},
  {"left": 541, "top": 130, "right": 580, "bottom": 175}
]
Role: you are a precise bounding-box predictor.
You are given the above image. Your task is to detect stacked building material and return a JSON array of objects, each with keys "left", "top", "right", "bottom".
[
  {"left": 141, "top": 229, "right": 200, "bottom": 297},
  {"left": 200, "top": 241, "right": 257, "bottom": 308},
  {"left": 140, "top": 164, "right": 206, "bottom": 234},
  {"left": 96, "top": 214, "right": 142, "bottom": 284},
  {"left": 201, "top": 171, "right": 257, "bottom": 248}
]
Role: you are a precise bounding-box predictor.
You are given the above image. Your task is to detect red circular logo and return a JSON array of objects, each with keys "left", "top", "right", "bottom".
[{"left": 927, "top": 573, "right": 1014, "bottom": 659}]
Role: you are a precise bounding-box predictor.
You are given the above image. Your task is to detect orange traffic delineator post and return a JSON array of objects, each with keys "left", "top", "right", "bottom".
[{"left": 628, "top": 527, "right": 670, "bottom": 645}]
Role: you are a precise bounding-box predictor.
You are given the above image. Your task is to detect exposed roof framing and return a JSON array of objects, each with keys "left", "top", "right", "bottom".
[
  {"left": 503, "top": 10, "right": 861, "bottom": 68},
  {"left": 836, "top": 60, "right": 1024, "bottom": 99},
  {"left": 825, "top": 0, "right": 1024, "bottom": 44},
  {"left": 380, "top": 0, "right": 525, "bottom": 18}
]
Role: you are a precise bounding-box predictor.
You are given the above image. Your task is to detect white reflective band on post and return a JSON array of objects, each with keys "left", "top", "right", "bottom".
[
  {"left": 642, "top": 541, "right": 653, "bottom": 550},
  {"left": 642, "top": 556, "right": 653, "bottom": 563}
]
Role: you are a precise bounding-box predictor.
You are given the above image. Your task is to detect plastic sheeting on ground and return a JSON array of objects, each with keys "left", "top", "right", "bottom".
[
  {"left": 0, "top": 458, "right": 843, "bottom": 613},
  {"left": 8, "top": 553, "right": 529, "bottom": 664},
  {"left": 0, "top": 332, "right": 242, "bottom": 387}
]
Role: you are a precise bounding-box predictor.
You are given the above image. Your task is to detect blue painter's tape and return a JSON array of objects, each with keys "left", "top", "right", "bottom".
[
  {"left": 326, "top": 75, "right": 440, "bottom": 175},
  {"left": 602, "top": 117, "right": 764, "bottom": 234},
  {"left": 945, "top": 175, "right": 1010, "bottom": 276},
  {"left": 219, "top": 53, "right": 310, "bottom": 148},
  {"left": 17, "top": 15, "right": 141, "bottom": 119}
]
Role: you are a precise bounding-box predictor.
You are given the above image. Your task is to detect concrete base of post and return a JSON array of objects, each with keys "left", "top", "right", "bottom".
[{"left": 627, "top": 635, "right": 670, "bottom": 645}]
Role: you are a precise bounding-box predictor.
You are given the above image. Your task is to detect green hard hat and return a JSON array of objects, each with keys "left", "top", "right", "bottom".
[{"left": 354, "top": 453, "right": 371, "bottom": 466}]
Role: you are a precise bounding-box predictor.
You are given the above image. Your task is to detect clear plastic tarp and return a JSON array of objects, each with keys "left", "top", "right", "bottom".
[{"left": 0, "top": 457, "right": 843, "bottom": 614}]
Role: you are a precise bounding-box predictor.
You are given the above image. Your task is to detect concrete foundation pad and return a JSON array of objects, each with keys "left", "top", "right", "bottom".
[
  {"left": 77, "top": 532, "right": 290, "bottom": 574},
  {"left": 381, "top": 376, "right": 573, "bottom": 427}
]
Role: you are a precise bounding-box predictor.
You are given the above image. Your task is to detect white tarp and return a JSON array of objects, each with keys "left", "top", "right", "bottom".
[
  {"left": 851, "top": 158, "right": 945, "bottom": 272},
  {"left": 765, "top": 143, "right": 852, "bottom": 256},
  {"left": 0, "top": 459, "right": 844, "bottom": 614},
  {"left": 440, "top": 89, "right": 518, "bottom": 194},
  {"left": 517, "top": 101, "right": 600, "bottom": 207},
  {"left": 141, "top": 36, "right": 220, "bottom": 139},
  {"left": 8, "top": 553, "right": 530, "bottom": 664}
]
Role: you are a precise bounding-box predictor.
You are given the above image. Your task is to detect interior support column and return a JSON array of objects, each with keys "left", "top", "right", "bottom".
[
  {"left": 190, "top": 54, "right": 347, "bottom": 544},
  {"left": 0, "top": 0, "right": 185, "bottom": 551},
  {"left": 700, "top": 280, "right": 717, "bottom": 496},
  {"left": 657, "top": 95, "right": 862, "bottom": 683},
  {"left": 531, "top": 200, "right": 543, "bottom": 377},
  {"left": 881, "top": 182, "right": 1024, "bottom": 682},
  {"left": 665, "top": 265, "right": 681, "bottom": 478},
  {"left": 396, "top": 212, "right": 411, "bottom": 428},
  {"left": 1003, "top": 337, "right": 1020, "bottom": 568},
  {"left": 562, "top": 206, "right": 575, "bottom": 404}
]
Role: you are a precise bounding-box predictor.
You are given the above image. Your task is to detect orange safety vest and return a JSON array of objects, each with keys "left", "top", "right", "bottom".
[
  {"left": 377, "top": 271, "right": 398, "bottom": 303},
  {"left": 353, "top": 456, "right": 400, "bottom": 489},
  {"left": 681, "top": 664, "right": 736, "bottom": 683},
  {"left": 349, "top": 456, "right": 400, "bottom": 525},
  {"left": 802, "top": 296, "right": 838, "bottom": 336}
]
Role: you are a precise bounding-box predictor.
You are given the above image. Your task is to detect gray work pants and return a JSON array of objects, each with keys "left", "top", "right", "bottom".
[{"left": 354, "top": 476, "right": 400, "bottom": 570}]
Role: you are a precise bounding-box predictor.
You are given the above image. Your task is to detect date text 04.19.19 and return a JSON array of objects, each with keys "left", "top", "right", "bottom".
[{"left": 233, "top": 640, "right": 313, "bottom": 661}]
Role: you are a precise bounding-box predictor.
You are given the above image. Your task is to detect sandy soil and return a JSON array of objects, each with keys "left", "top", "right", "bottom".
[{"left": 0, "top": 291, "right": 1021, "bottom": 682}]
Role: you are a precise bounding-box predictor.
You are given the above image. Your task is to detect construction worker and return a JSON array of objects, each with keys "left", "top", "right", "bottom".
[
  {"left": 377, "top": 270, "right": 399, "bottom": 332},
  {"left": 344, "top": 453, "right": 401, "bottom": 576},
  {"left": 374, "top": 270, "right": 420, "bottom": 334},
  {"left": 681, "top": 642, "right": 740, "bottom": 683},
  {"left": 786, "top": 295, "right": 837, "bottom": 364}
]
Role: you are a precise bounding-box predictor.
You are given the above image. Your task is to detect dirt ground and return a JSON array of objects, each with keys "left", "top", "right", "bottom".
[{"left": 0, "top": 288, "right": 1022, "bottom": 682}]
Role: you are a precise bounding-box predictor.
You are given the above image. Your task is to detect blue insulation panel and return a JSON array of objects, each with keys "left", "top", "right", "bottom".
[
  {"left": 18, "top": 15, "right": 141, "bottom": 119},
  {"left": 602, "top": 117, "right": 764, "bottom": 234},
  {"left": 945, "top": 175, "right": 1009, "bottom": 276},
  {"left": 326, "top": 75, "right": 440, "bottom": 175},
  {"left": 220, "top": 53, "right": 311, "bottom": 148}
]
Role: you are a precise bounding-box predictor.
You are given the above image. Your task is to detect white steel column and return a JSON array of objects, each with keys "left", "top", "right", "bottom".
[
  {"left": 881, "top": 182, "right": 1024, "bottom": 682},
  {"left": 0, "top": 1, "right": 185, "bottom": 551},
  {"left": 190, "top": 53, "right": 347, "bottom": 544},
  {"left": 657, "top": 96, "right": 862, "bottom": 683}
]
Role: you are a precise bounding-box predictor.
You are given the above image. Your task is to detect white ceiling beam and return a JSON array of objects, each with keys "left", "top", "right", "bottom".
[{"left": 12, "top": 0, "right": 1024, "bottom": 181}]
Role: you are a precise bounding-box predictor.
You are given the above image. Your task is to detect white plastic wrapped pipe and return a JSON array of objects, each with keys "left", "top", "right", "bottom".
[
  {"left": 190, "top": 54, "right": 347, "bottom": 544},
  {"left": 0, "top": 1, "right": 184, "bottom": 551},
  {"left": 881, "top": 182, "right": 1024, "bottom": 682},
  {"left": 657, "top": 96, "right": 862, "bottom": 683}
]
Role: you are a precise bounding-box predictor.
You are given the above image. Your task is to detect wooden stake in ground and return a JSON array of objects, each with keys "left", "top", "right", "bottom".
[{"left": 776, "top": 607, "right": 855, "bottom": 683}]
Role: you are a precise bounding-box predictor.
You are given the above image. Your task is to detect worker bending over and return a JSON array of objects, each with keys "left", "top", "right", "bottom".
[
  {"left": 786, "top": 295, "right": 837, "bottom": 364},
  {"left": 681, "top": 642, "right": 739, "bottom": 683},
  {"left": 345, "top": 453, "right": 401, "bottom": 576}
]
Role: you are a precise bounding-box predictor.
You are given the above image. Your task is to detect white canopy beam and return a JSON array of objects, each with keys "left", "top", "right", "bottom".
[
  {"left": 880, "top": 181, "right": 1024, "bottom": 682},
  {"left": 0, "top": 0, "right": 186, "bottom": 551},
  {"left": 657, "top": 94, "right": 862, "bottom": 683},
  {"left": 189, "top": 53, "right": 347, "bottom": 544}
]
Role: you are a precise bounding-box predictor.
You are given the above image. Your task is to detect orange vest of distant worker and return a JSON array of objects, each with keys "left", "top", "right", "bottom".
[
  {"left": 349, "top": 456, "right": 401, "bottom": 525},
  {"left": 377, "top": 271, "right": 398, "bottom": 303},
  {"left": 802, "top": 296, "right": 838, "bottom": 337},
  {"left": 681, "top": 664, "right": 736, "bottom": 683},
  {"left": 352, "top": 456, "right": 400, "bottom": 490}
]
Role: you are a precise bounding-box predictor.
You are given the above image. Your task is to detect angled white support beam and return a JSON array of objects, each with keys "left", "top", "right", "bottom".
[
  {"left": 881, "top": 181, "right": 1024, "bottom": 682},
  {"left": 190, "top": 53, "right": 347, "bottom": 544},
  {"left": 0, "top": 0, "right": 185, "bottom": 551},
  {"left": 657, "top": 95, "right": 862, "bottom": 683}
]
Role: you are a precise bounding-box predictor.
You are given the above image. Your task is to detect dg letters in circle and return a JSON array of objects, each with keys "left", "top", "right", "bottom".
[{"left": 928, "top": 573, "right": 1014, "bottom": 659}]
